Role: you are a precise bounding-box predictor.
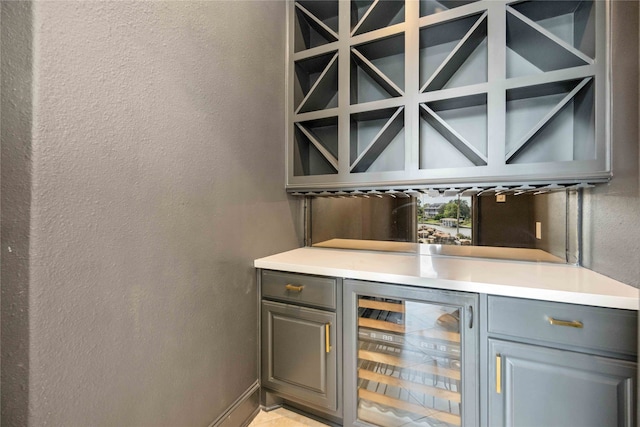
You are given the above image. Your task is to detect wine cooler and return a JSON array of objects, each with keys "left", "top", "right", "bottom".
[{"left": 344, "top": 280, "right": 478, "bottom": 427}]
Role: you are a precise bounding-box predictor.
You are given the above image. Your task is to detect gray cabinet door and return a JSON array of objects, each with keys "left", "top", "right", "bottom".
[
  {"left": 261, "top": 300, "right": 337, "bottom": 411},
  {"left": 488, "top": 339, "right": 636, "bottom": 427}
]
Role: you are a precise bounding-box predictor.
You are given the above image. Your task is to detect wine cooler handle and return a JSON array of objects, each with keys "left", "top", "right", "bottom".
[
  {"left": 468, "top": 305, "right": 474, "bottom": 329},
  {"left": 325, "top": 323, "right": 331, "bottom": 353}
]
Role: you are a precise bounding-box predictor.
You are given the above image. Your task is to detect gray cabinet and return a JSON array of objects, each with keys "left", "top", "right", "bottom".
[
  {"left": 258, "top": 268, "right": 638, "bottom": 426},
  {"left": 259, "top": 270, "right": 341, "bottom": 416},
  {"left": 343, "top": 280, "right": 479, "bottom": 427},
  {"left": 287, "top": 0, "right": 612, "bottom": 192},
  {"left": 261, "top": 300, "right": 338, "bottom": 410},
  {"left": 486, "top": 296, "right": 637, "bottom": 427},
  {"left": 488, "top": 339, "right": 636, "bottom": 427}
]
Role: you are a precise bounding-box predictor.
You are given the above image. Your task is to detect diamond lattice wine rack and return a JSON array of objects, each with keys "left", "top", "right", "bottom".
[{"left": 287, "top": 0, "right": 608, "bottom": 192}]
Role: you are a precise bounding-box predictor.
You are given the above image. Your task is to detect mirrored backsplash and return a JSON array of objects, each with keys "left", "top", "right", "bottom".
[{"left": 309, "top": 190, "right": 581, "bottom": 264}]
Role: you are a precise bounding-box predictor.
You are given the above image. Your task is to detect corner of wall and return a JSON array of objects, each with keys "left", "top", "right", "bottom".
[
  {"left": 1, "top": 1, "right": 34, "bottom": 425},
  {"left": 581, "top": 0, "right": 640, "bottom": 288}
]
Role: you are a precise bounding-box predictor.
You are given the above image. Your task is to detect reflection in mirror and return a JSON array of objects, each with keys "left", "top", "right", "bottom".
[{"left": 309, "top": 190, "right": 580, "bottom": 264}]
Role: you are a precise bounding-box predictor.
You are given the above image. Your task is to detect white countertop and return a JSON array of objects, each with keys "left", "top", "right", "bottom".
[{"left": 254, "top": 246, "right": 639, "bottom": 310}]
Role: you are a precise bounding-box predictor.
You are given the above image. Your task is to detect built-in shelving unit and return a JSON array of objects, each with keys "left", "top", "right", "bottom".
[
  {"left": 351, "top": 0, "right": 405, "bottom": 36},
  {"left": 287, "top": 0, "right": 607, "bottom": 192},
  {"left": 420, "top": 93, "right": 488, "bottom": 170},
  {"left": 350, "top": 107, "right": 405, "bottom": 173},
  {"left": 294, "top": 116, "right": 339, "bottom": 176},
  {"left": 505, "top": 77, "right": 595, "bottom": 164},
  {"left": 294, "top": 52, "right": 339, "bottom": 114},
  {"left": 419, "top": 12, "right": 487, "bottom": 92},
  {"left": 420, "top": 0, "right": 479, "bottom": 18},
  {"left": 351, "top": 33, "right": 405, "bottom": 104},
  {"left": 294, "top": 1, "right": 339, "bottom": 52}
]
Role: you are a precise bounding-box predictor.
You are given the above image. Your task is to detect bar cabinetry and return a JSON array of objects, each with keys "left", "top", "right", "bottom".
[
  {"left": 260, "top": 270, "right": 342, "bottom": 418},
  {"left": 487, "top": 296, "right": 637, "bottom": 427},
  {"left": 255, "top": 248, "right": 640, "bottom": 426}
]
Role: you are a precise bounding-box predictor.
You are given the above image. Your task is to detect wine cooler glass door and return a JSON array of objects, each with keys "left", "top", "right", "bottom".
[{"left": 344, "top": 280, "right": 478, "bottom": 427}]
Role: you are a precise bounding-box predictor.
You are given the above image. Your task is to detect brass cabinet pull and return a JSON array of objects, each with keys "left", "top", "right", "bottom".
[
  {"left": 496, "top": 354, "right": 502, "bottom": 394},
  {"left": 548, "top": 317, "right": 583, "bottom": 328},
  {"left": 325, "top": 323, "right": 331, "bottom": 353},
  {"left": 285, "top": 284, "right": 304, "bottom": 292}
]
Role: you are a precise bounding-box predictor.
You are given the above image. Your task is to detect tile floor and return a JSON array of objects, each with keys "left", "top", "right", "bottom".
[{"left": 248, "top": 408, "right": 329, "bottom": 427}]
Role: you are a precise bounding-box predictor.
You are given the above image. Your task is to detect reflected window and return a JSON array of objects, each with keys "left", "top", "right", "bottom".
[
  {"left": 308, "top": 189, "right": 580, "bottom": 264},
  {"left": 417, "top": 196, "right": 472, "bottom": 245}
]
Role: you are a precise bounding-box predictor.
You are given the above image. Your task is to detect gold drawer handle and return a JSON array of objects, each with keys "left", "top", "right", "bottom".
[
  {"left": 496, "top": 354, "right": 501, "bottom": 394},
  {"left": 285, "top": 284, "right": 304, "bottom": 292},
  {"left": 548, "top": 317, "right": 583, "bottom": 328},
  {"left": 325, "top": 323, "right": 331, "bottom": 353}
]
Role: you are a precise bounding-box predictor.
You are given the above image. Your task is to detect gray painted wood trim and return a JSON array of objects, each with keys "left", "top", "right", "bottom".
[
  {"left": 351, "top": 48, "right": 404, "bottom": 98},
  {"left": 350, "top": 106, "right": 404, "bottom": 172},
  {"left": 211, "top": 381, "right": 260, "bottom": 427},
  {"left": 420, "top": 103, "right": 487, "bottom": 166},
  {"left": 506, "top": 77, "right": 593, "bottom": 163},
  {"left": 421, "top": 11, "right": 488, "bottom": 92},
  {"left": 294, "top": 3, "right": 339, "bottom": 44},
  {"left": 295, "top": 123, "right": 339, "bottom": 172}
]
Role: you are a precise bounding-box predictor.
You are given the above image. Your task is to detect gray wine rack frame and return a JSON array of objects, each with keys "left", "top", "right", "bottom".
[{"left": 287, "top": 0, "right": 609, "bottom": 193}]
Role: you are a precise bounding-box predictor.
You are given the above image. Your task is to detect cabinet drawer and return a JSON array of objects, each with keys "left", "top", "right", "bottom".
[
  {"left": 488, "top": 296, "right": 637, "bottom": 356},
  {"left": 262, "top": 270, "right": 336, "bottom": 310}
]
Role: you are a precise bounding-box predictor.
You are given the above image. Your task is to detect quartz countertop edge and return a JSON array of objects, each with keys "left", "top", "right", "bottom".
[{"left": 254, "top": 247, "right": 639, "bottom": 310}]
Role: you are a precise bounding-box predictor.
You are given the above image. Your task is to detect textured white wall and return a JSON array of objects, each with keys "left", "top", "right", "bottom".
[{"left": 3, "top": 1, "right": 301, "bottom": 426}]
